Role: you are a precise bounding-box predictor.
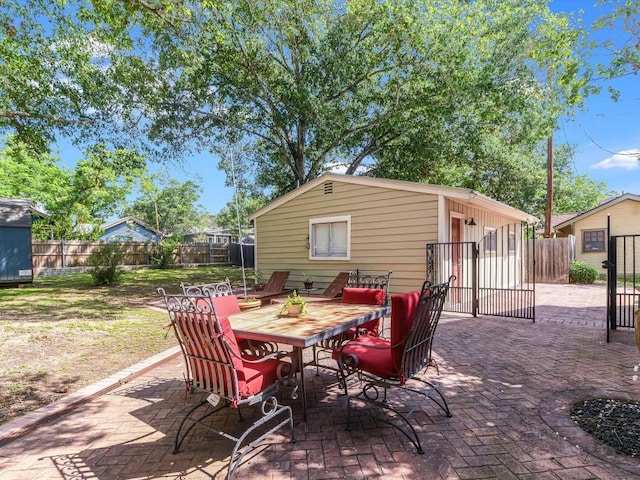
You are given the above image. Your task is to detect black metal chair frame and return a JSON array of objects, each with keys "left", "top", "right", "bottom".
[
  {"left": 158, "top": 288, "right": 297, "bottom": 479},
  {"left": 337, "top": 278, "right": 453, "bottom": 454},
  {"left": 312, "top": 270, "right": 392, "bottom": 389}
]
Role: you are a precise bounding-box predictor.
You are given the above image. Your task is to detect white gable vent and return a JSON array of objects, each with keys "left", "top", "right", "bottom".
[{"left": 323, "top": 182, "right": 334, "bottom": 194}]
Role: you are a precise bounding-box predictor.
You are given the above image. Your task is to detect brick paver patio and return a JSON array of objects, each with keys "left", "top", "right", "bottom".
[{"left": 0, "top": 284, "right": 639, "bottom": 479}]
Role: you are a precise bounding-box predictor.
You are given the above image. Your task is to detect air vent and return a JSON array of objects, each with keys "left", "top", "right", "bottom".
[{"left": 323, "top": 182, "right": 334, "bottom": 194}]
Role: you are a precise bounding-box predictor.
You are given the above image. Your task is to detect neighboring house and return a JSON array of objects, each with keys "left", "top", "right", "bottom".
[
  {"left": 542, "top": 212, "right": 580, "bottom": 238},
  {"left": 100, "top": 217, "right": 163, "bottom": 243},
  {"left": 0, "top": 198, "right": 34, "bottom": 285},
  {"left": 554, "top": 193, "right": 640, "bottom": 269},
  {"left": 249, "top": 174, "right": 537, "bottom": 294},
  {"left": 183, "top": 227, "right": 239, "bottom": 244}
]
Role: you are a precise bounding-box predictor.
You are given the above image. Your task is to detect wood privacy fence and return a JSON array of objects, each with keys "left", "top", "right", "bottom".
[
  {"left": 529, "top": 236, "right": 575, "bottom": 284},
  {"left": 31, "top": 241, "right": 231, "bottom": 268}
]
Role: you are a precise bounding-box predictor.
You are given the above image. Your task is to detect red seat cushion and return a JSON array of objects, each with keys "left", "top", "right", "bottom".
[
  {"left": 218, "top": 314, "right": 286, "bottom": 396},
  {"left": 239, "top": 356, "right": 284, "bottom": 397},
  {"left": 332, "top": 335, "right": 396, "bottom": 378},
  {"left": 341, "top": 288, "right": 385, "bottom": 336}
]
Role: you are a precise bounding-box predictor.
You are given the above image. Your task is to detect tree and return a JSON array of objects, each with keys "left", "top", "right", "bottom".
[
  {"left": 0, "top": 0, "right": 126, "bottom": 152},
  {"left": 594, "top": 0, "right": 640, "bottom": 80},
  {"left": 85, "top": 0, "right": 591, "bottom": 198},
  {"left": 0, "top": 136, "right": 69, "bottom": 208},
  {"left": 0, "top": 136, "right": 147, "bottom": 239},
  {"left": 215, "top": 192, "right": 269, "bottom": 238},
  {"left": 125, "top": 177, "right": 208, "bottom": 238}
]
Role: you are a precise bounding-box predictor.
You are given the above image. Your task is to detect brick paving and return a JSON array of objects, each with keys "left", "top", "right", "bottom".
[{"left": 1, "top": 283, "right": 639, "bottom": 479}]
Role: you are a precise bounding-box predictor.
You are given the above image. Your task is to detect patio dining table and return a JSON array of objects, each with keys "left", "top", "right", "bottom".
[{"left": 229, "top": 301, "right": 391, "bottom": 421}]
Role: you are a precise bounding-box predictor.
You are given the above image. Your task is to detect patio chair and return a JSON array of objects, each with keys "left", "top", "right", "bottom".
[
  {"left": 180, "top": 279, "right": 279, "bottom": 356},
  {"left": 334, "top": 277, "right": 453, "bottom": 454},
  {"left": 180, "top": 278, "right": 234, "bottom": 297},
  {"left": 158, "top": 288, "right": 297, "bottom": 479},
  {"left": 305, "top": 271, "right": 351, "bottom": 300},
  {"left": 311, "top": 271, "right": 391, "bottom": 388},
  {"left": 238, "top": 271, "right": 292, "bottom": 304},
  {"left": 346, "top": 269, "right": 392, "bottom": 303}
]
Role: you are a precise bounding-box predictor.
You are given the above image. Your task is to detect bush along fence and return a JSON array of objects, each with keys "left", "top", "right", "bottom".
[{"left": 31, "top": 240, "right": 235, "bottom": 272}]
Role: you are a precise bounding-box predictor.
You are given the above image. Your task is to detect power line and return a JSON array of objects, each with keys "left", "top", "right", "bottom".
[{"left": 575, "top": 120, "right": 640, "bottom": 157}]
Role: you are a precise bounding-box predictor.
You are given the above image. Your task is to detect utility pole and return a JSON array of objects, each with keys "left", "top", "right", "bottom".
[{"left": 544, "top": 134, "right": 553, "bottom": 238}]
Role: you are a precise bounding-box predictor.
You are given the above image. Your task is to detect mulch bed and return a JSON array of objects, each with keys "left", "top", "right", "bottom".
[{"left": 571, "top": 398, "right": 640, "bottom": 458}]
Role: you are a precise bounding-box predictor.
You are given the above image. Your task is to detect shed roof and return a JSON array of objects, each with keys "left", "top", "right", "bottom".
[
  {"left": 554, "top": 193, "right": 640, "bottom": 230},
  {"left": 0, "top": 198, "right": 33, "bottom": 228},
  {"left": 249, "top": 174, "right": 538, "bottom": 223}
]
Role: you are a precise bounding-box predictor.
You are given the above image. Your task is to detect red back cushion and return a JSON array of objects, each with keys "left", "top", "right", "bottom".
[
  {"left": 342, "top": 288, "right": 386, "bottom": 335},
  {"left": 390, "top": 291, "right": 421, "bottom": 369},
  {"left": 341, "top": 287, "right": 385, "bottom": 306},
  {"left": 213, "top": 294, "right": 241, "bottom": 317}
]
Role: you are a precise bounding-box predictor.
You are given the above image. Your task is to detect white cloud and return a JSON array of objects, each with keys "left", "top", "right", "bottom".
[{"left": 591, "top": 149, "right": 640, "bottom": 170}]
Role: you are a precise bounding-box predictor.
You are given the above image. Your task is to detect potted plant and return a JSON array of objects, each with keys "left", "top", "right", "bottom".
[
  {"left": 280, "top": 290, "right": 308, "bottom": 317},
  {"left": 302, "top": 273, "right": 313, "bottom": 290},
  {"left": 253, "top": 269, "right": 266, "bottom": 291}
]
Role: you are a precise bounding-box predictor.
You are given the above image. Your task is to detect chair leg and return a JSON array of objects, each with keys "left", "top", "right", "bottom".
[
  {"left": 227, "top": 404, "right": 295, "bottom": 479},
  {"left": 346, "top": 378, "right": 452, "bottom": 455},
  {"left": 173, "top": 398, "right": 226, "bottom": 454}
]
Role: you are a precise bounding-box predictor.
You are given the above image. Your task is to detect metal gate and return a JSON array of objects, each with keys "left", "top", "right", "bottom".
[
  {"left": 426, "top": 223, "right": 536, "bottom": 321},
  {"left": 604, "top": 232, "right": 640, "bottom": 339}
]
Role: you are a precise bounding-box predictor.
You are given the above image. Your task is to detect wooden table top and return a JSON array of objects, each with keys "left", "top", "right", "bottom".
[{"left": 229, "top": 302, "right": 390, "bottom": 348}]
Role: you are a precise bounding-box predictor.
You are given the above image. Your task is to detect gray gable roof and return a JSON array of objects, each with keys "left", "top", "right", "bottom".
[{"left": 0, "top": 198, "right": 32, "bottom": 228}]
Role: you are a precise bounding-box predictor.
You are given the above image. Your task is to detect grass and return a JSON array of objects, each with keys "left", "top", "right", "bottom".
[{"left": 0, "top": 265, "right": 252, "bottom": 426}]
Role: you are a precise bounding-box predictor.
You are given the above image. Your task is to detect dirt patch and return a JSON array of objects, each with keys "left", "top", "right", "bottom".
[{"left": 0, "top": 267, "right": 246, "bottom": 426}]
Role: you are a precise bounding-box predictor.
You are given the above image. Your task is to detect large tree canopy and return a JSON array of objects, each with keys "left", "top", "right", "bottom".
[
  {"left": 0, "top": 0, "right": 127, "bottom": 152},
  {"left": 2, "top": 0, "right": 613, "bottom": 223},
  {"left": 84, "top": 0, "right": 592, "bottom": 199}
]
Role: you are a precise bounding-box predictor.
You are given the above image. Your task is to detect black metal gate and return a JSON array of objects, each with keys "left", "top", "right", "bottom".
[
  {"left": 426, "top": 223, "right": 536, "bottom": 321},
  {"left": 604, "top": 231, "right": 639, "bottom": 340}
]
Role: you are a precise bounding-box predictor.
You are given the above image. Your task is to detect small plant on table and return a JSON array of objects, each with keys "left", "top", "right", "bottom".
[{"left": 280, "top": 290, "right": 308, "bottom": 317}]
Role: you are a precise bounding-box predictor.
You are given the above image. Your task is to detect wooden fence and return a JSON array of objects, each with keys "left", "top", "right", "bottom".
[
  {"left": 31, "top": 241, "right": 231, "bottom": 269},
  {"left": 530, "top": 236, "right": 575, "bottom": 284}
]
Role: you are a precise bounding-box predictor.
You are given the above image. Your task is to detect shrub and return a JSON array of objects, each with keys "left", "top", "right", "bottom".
[
  {"left": 88, "top": 243, "right": 125, "bottom": 285},
  {"left": 569, "top": 260, "right": 599, "bottom": 284},
  {"left": 150, "top": 239, "right": 178, "bottom": 269}
]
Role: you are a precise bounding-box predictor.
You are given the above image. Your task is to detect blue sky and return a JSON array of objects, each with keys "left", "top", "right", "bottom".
[
  {"left": 55, "top": 0, "right": 638, "bottom": 216},
  {"left": 551, "top": 0, "right": 639, "bottom": 197}
]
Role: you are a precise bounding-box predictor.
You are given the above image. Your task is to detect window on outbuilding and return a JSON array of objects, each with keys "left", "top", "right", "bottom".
[
  {"left": 583, "top": 229, "right": 605, "bottom": 253},
  {"left": 310, "top": 215, "right": 350, "bottom": 260},
  {"left": 483, "top": 227, "right": 497, "bottom": 253}
]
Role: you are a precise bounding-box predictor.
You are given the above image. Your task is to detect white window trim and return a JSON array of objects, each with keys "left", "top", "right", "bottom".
[{"left": 309, "top": 215, "right": 351, "bottom": 261}]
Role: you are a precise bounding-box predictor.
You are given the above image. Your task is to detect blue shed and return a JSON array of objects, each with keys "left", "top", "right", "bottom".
[{"left": 0, "top": 198, "right": 34, "bottom": 285}]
